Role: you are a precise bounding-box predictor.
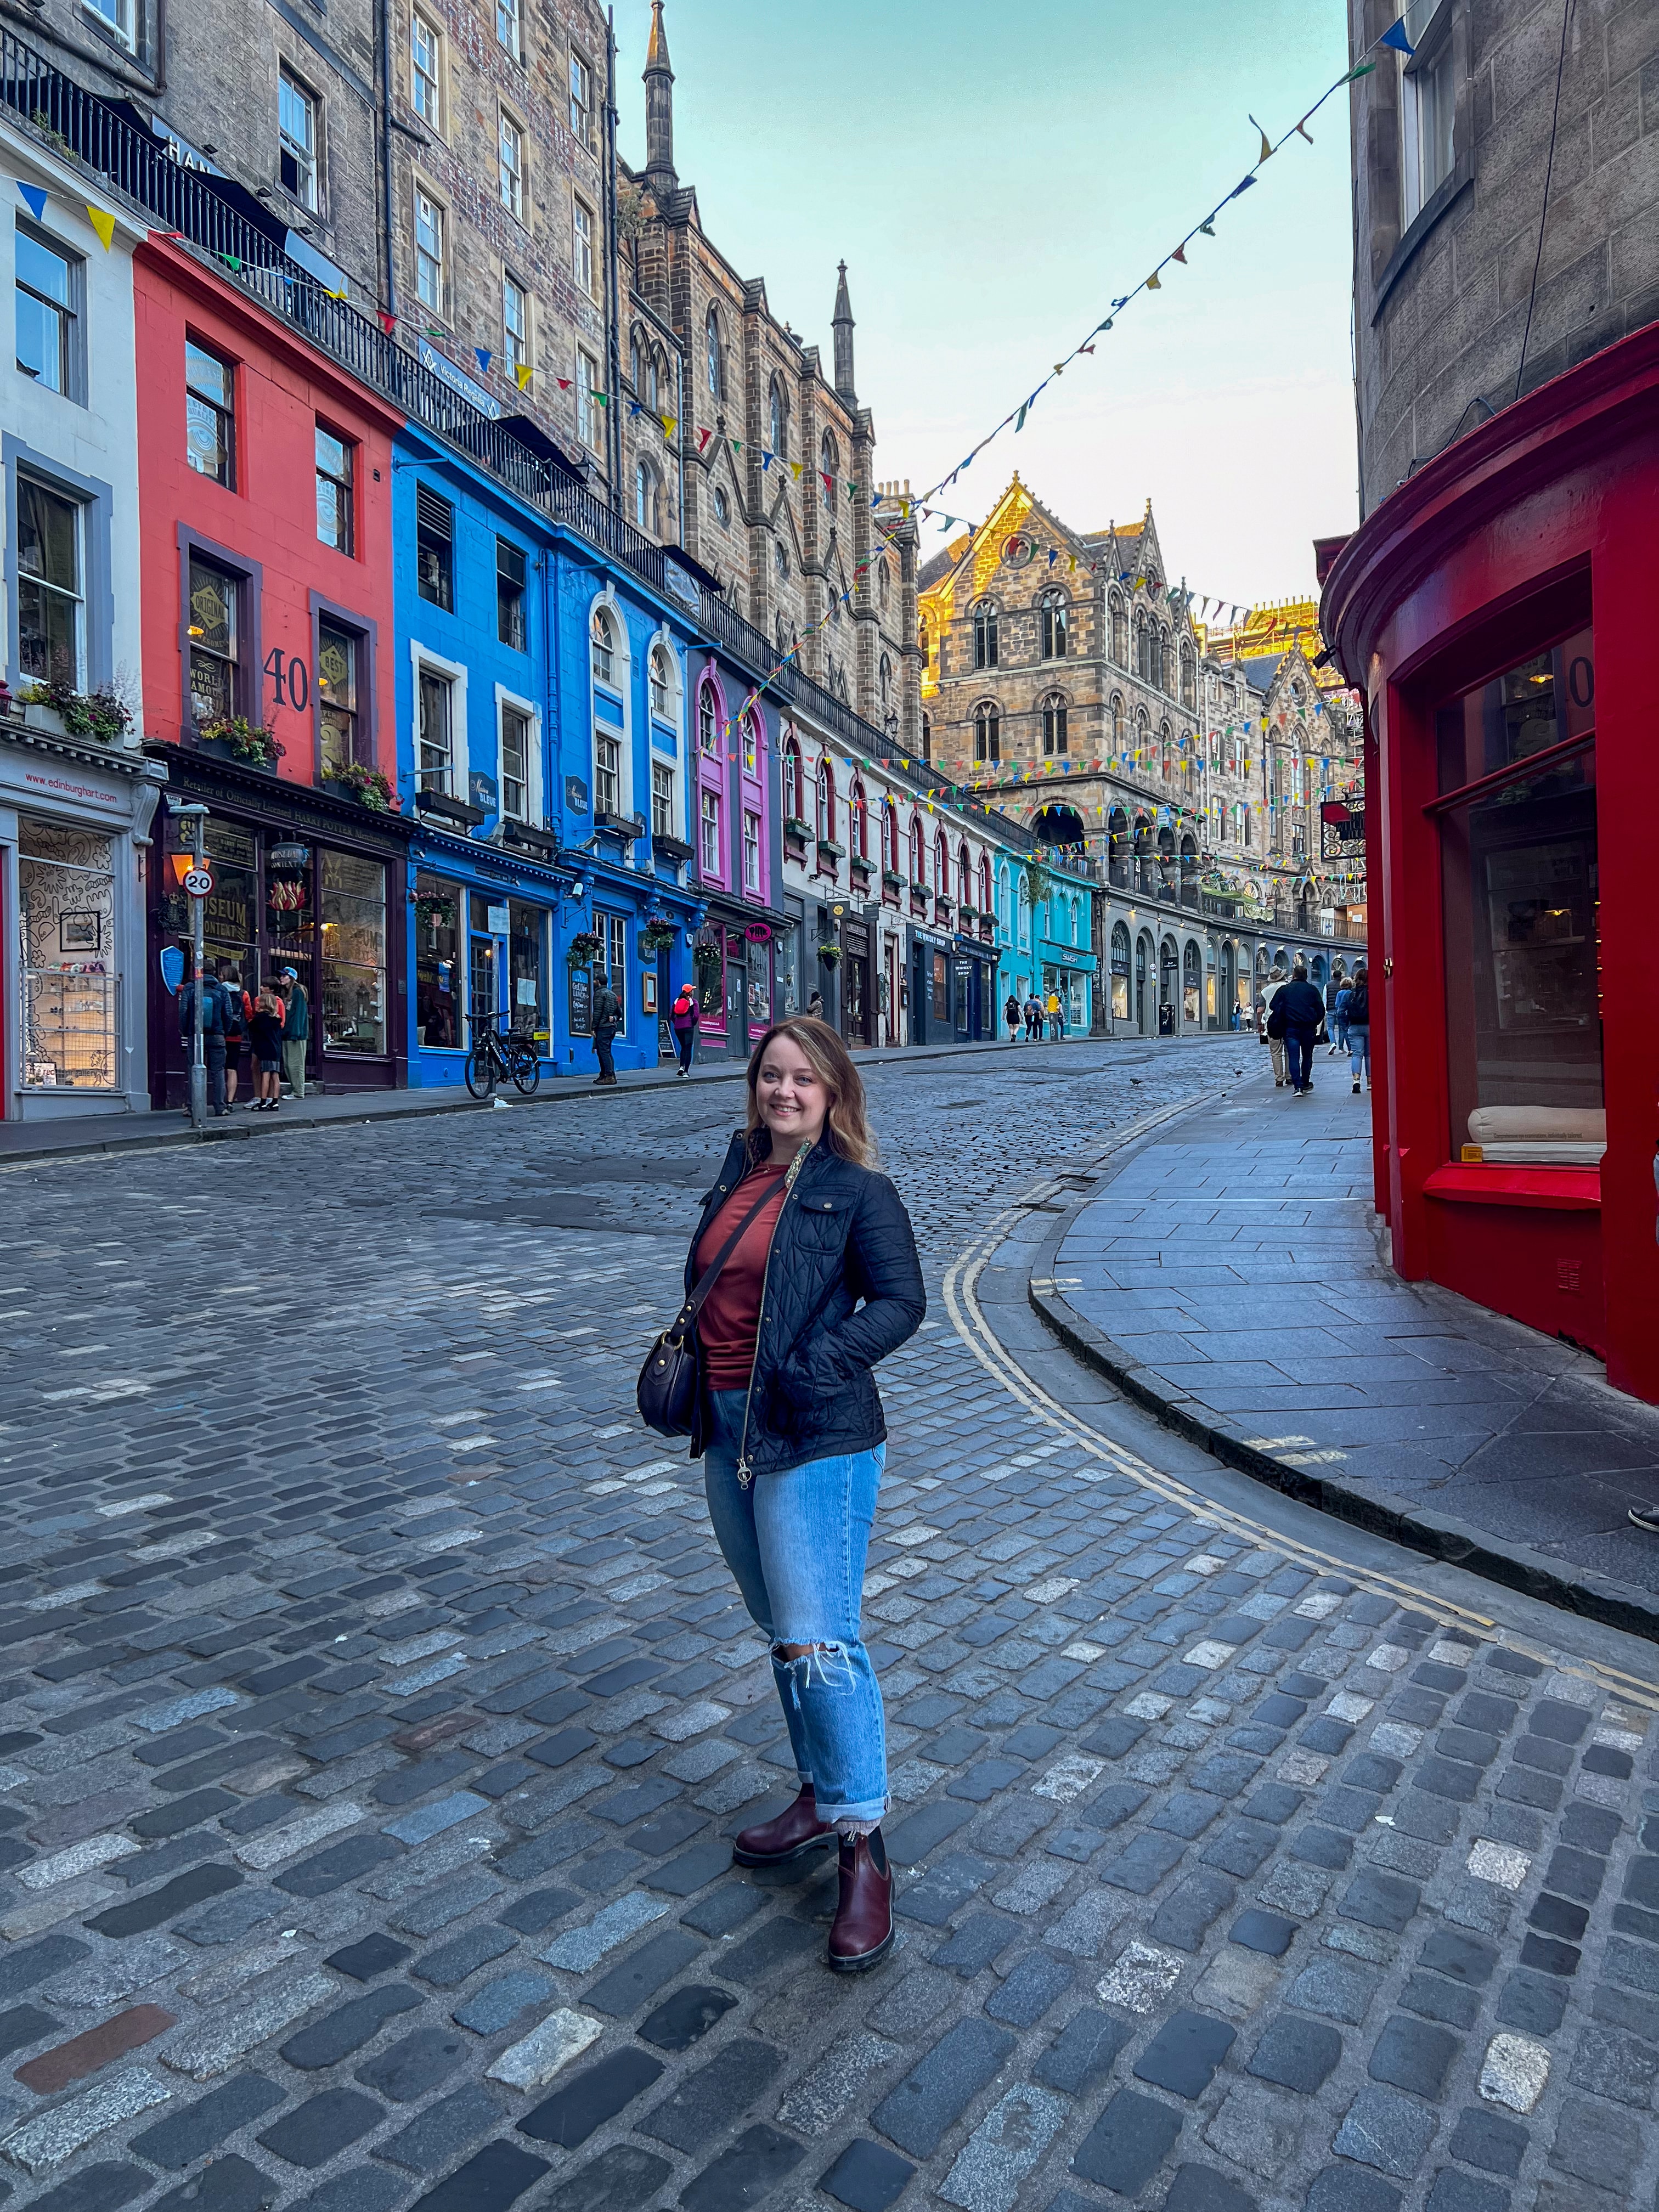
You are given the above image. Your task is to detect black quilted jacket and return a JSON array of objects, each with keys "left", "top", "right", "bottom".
[{"left": 685, "top": 1130, "right": 926, "bottom": 1479}]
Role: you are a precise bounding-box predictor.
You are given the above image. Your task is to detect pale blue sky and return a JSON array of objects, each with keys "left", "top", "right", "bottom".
[{"left": 613, "top": 0, "right": 1358, "bottom": 609}]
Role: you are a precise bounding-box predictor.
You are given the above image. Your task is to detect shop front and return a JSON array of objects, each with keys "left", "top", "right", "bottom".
[
  {"left": 146, "top": 748, "right": 412, "bottom": 1105},
  {"left": 695, "top": 905, "right": 780, "bottom": 1062},
  {"left": 953, "top": 934, "right": 999, "bottom": 1041},
  {"left": 408, "top": 825, "right": 561, "bottom": 1084},
  {"left": 2, "top": 717, "right": 166, "bottom": 1120},
  {"left": 839, "top": 912, "right": 873, "bottom": 1047},
  {"left": 907, "top": 923, "right": 955, "bottom": 1045},
  {"left": 1322, "top": 320, "right": 1659, "bottom": 1406},
  {"left": 1040, "top": 940, "right": 1096, "bottom": 1036}
]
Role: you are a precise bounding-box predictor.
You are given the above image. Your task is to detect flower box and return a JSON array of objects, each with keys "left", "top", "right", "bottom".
[{"left": 816, "top": 839, "right": 847, "bottom": 860}]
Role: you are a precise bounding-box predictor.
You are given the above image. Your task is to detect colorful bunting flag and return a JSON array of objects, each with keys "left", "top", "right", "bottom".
[
  {"left": 1379, "top": 17, "right": 1414, "bottom": 55},
  {"left": 661, "top": 414, "right": 678, "bottom": 437},
  {"left": 476, "top": 348, "right": 493, "bottom": 375},
  {"left": 516, "top": 364, "right": 533, "bottom": 391},
  {"left": 1251, "top": 116, "right": 1274, "bottom": 163},
  {"left": 16, "top": 183, "right": 48, "bottom": 222}
]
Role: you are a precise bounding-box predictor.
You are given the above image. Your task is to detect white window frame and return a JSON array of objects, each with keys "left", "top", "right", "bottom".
[
  {"left": 278, "top": 65, "right": 320, "bottom": 212},
  {"left": 586, "top": 590, "right": 632, "bottom": 826},
  {"left": 576, "top": 347, "right": 599, "bottom": 448},
  {"left": 503, "top": 271, "right": 529, "bottom": 370},
  {"left": 700, "top": 787, "right": 721, "bottom": 877},
  {"left": 572, "top": 196, "right": 595, "bottom": 297},
  {"left": 495, "top": 682, "right": 541, "bottom": 825},
  {"left": 15, "top": 471, "right": 88, "bottom": 691},
  {"left": 410, "top": 640, "right": 469, "bottom": 800},
  {"left": 651, "top": 760, "right": 675, "bottom": 840},
  {"left": 495, "top": 0, "right": 520, "bottom": 63},
  {"left": 742, "top": 808, "right": 760, "bottom": 892},
  {"left": 594, "top": 730, "right": 622, "bottom": 816},
  {"left": 410, "top": 10, "right": 443, "bottom": 131},
  {"left": 569, "top": 49, "right": 592, "bottom": 143},
  {"left": 498, "top": 109, "right": 524, "bottom": 222},
  {"left": 414, "top": 182, "right": 446, "bottom": 314},
  {"left": 81, "top": 0, "right": 134, "bottom": 49},
  {"left": 1401, "top": 3, "right": 1457, "bottom": 222}
]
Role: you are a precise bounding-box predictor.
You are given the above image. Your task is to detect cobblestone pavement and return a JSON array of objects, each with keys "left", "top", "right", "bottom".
[{"left": 1, "top": 1035, "right": 1656, "bottom": 2212}]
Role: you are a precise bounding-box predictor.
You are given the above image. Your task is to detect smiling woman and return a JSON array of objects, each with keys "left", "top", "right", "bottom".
[{"left": 676, "top": 1015, "right": 924, "bottom": 1973}]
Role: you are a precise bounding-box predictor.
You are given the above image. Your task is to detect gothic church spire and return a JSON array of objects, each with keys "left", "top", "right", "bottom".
[{"left": 644, "top": 1, "right": 675, "bottom": 190}]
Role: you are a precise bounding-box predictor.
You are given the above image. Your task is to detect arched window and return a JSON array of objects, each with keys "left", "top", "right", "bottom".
[
  {"left": 629, "top": 331, "right": 645, "bottom": 394},
  {"left": 878, "top": 559, "right": 889, "bottom": 610},
  {"left": 972, "top": 599, "right": 1000, "bottom": 670},
  {"left": 1132, "top": 605, "right": 1150, "bottom": 681},
  {"left": 1160, "top": 625, "right": 1175, "bottom": 695},
  {"left": 820, "top": 430, "right": 838, "bottom": 511},
  {"left": 1160, "top": 719, "right": 1173, "bottom": 780},
  {"left": 769, "top": 376, "right": 787, "bottom": 459},
  {"left": 1110, "top": 693, "right": 1126, "bottom": 747},
  {"left": 850, "top": 780, "right": 868, "bottom": 858},
  {"left": 884, "top": 799, "right": 901, "bottom": 873},
  {"left": 1134, "top": 704, "right": 1150, "bottom": 760},
  {"left": 1180, "top": 636, "right": 1196, "bottom": 710},
  {"left": 956, "top": 840, "right": 970, "bottom": 905},
  {"left": 635, "top": 458, "right": 663, "bottom": 538},
  {"left": 1039, "top": 588, "right": 1068, "bottom": 659},
  {"left": 697, "top": 679, "right": 718, "bottom": 755},
  {"left": 705, "top": 306, "right": 723, "bottom": 398},
  {"left": 934, "top": 826, "right": 949, "bottom": 896},
  {"left": 591, "top": 605, "right": 615, "bottom": 686},
  {"left": 921, "top": 713, "right": 932, "bottom": 763},
  {"left": 973, "top": 703, "right": 1001, "bottom": 763},
  {"left": 1110, "top": 591, "right": 1128, "bottom": 664},
  {"left": 649, "top": 644, "right": 672, "bottom": 721},
  {"left": 645, "top": 350, "right": 660, "bottom": 410},
  {"left": 774, "top": 540, "right": 789, "bottom": 581},
  {"left": 782, "top": 734, "right": 802, "bottom": 822},
  {"left": 741, "top": 710, "right": 760, "bottom": 779},
  {"left": 909, "top": 813, "right": 924, "bottom": 883},
  {"left": 878, "top": 653, "right": 892, "bottom": 707},
  {"left": 979, "top": 853, "right": 992, "bottom": 913},
  {"left": 815, "top": 757, "right": 834, "bottom": 843},
  {"left": 1041, "top": 693, "right": 1068, "bottom": 757}
]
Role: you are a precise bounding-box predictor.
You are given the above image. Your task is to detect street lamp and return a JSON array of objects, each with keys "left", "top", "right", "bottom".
[{"left": 170, "top": 801, "right": 210, "bottom": 1130}]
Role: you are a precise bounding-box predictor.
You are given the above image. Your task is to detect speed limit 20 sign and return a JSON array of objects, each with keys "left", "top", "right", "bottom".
[{"left": 182, "top": 868, "right": 214, "bottom": 898}]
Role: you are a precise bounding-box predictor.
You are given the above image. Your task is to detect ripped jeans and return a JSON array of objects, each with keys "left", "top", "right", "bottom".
[{"left": 702, "top": 1388, "right": 888, "bottom": 1827}]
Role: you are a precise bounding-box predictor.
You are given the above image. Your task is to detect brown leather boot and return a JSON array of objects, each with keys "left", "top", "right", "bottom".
[
  {"left": 732, "top": 1783, "right": 835, "bottom": 1869},
  {"left": 827, "top": 1828, "right": 895, "bottom": 1972}
]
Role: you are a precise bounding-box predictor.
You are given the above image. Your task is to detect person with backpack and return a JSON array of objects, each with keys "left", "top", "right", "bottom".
[
  {"left": 1024, "top": 990, "right": 1043, "bottom": 1041},
  {"left": 1004, "top": 991, "right": 1022, "bottom": 1043},
  {"left": 592, "top": 974, "right": 623, "bottom": 1086},
  {"left": 669, "top": 981, "right": 699, "bottom": 1078},
  {"left": 1346, "top": 963, "right": 1372, "bottom": 1094},
  {"left": 1276, "top": 960, "right": 1328, "bottom": 1096},
  {"left": 1329, "top": 976, "right": 1353, "bottom": 1057},
  {"left": 178, "top": 959, "right": 229, "bottom": 1117},
  {"left": 218, "top": 963, "right": 252, "bottom": 1106}
]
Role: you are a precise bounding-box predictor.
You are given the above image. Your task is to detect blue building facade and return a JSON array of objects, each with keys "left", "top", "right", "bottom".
[{"left": 391, "top": 428, "right": 707, "bottom": 1083}]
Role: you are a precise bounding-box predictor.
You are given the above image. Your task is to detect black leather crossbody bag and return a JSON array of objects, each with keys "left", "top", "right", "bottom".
[{"left": 636, "top": 1173, "right": 787, "bottom": 1437}]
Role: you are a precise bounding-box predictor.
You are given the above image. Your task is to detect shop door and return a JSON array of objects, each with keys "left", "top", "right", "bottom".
[
  {"left": 885, "top": 940, "right": 900, "bottom": 1046},
  {"left": 1135, "top": 934, "right": 1150, "bottom": 1034},
  {"left": 470, "top": 933, "right": 498, "bottom": 1041},
  {"left": 725, "top": 956, "right": 745, "bottom": 1049},
  {"left": 842, "top": 922, "right": 871, "bottom": 1046},
  {"left": 931, "top": 951, "right": 949, "bottom": 1029},
  {"left": 955, "top": 959, "right": 970, "bottom": 1038}
]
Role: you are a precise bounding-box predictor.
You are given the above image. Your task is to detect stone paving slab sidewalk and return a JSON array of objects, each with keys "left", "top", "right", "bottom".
[{"left": 1032, "top": 1070, "right": 1659, "bottom": 1641}]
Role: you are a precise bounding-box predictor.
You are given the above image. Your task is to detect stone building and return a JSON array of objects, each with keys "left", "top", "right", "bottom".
[{"left": 617, "top": 4, "right": 919, "bottom": 744}]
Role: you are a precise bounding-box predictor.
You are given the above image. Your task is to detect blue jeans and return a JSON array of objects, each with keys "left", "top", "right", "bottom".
[
  {"left": 1285, "top": 1027, "right": 1317, "bottom": 1090},
  {"left": 1348, "top": 1024, "right": 1370, "bottom": 1085},
  {"left": 702, "top": 1389, "right": 888, "bottom": 1825}
]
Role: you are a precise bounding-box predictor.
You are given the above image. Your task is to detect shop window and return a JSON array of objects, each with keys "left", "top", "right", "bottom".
[
  {"left": 189, "top": 816, "right": 259, "bottom": 994},
  {"left": 18, "top": 817, "right": 117, "bottom": 1090},
  {"left": 414, "top": 870, "right": 460, "bottom": 1047},
  {"left": 509, "top": 900, "right": 546, "bottom": 1037},
  {"left": 265, "top": 836, "right": 313, "bottom": 980},
  {"left": 15, "top": 223, "right": 82, "bottom": 400},
  {"left": 931, "top": 950, "right": 949, "bottom": 1023},
  {"left": 595, "top": 910, "right": 627, "bottom": 1025},
  {"left": 500, "top": 703, "right": 531, "bottom": 820},
  {"left": 315, "top": 425, "right": 354, "bottom": 554},
  {"left": 1436, "top": 624, "right": 1600, "bottom": 1161},
  {"left": 415, "top": 483, "right": 452, "bottom": 608},
  {"left": 185, "top": 338, "right": 235, "bottom": 487},
  {"left": 651, "top": 761, "right": 674, "bottom": 839},
  {"left": 495, "top": 537, "right": 527, "bottom": 651},
  {"left": 416, "top": 665, "right": 453, "bottom": 792},
  {"left": 594, "top": 731, "right": 621, "bottom": 815},
  {"left": 1110, "top": 920, "right": 1131, "bottom": 1022},
  {"left": 188, "top": 556, "right": 240, "bottom": 726},
  {"left": 320, "top": 851, "right": 386, "bottom": 1054},
  {"left": 317, "top": 621, "right": 363, "bottom": 776},
  {"left": 16, "top": 476, "right": 84, "bottom": 689}
]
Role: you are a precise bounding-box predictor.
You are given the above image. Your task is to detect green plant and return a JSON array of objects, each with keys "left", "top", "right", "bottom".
[
  {"left": 816, "top": 838, "right": 847, "bottom": 861},
  {"left": 639, "top": 922, "right": 677, "bottom": 956},
  {"left": 332, "top": 760, "right": 396, "bottom": 810},
  {"left": 413, "top": 891, "right": 456, "bottom": 928},
  {"left": 1023, "top": 860, "right": 1054, "bottom": 909},
  {"left": 783, "top": 815, "right": 812, "bottom": 840},
  {"left": 199, "top": 714, "right": 283, "bottom": 765},
  {"left": 22, "top": 679, "right": 132, "bottom": 745},
  {"left": 817, "top": 943, "right": 842, "bottom": 968},
  {"left": 566, "top": 930, "right": 603, "bottom": 967}
]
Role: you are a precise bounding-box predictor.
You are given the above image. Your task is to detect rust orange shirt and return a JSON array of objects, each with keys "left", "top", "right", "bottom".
[{"left": 694, "top": 1161, "right": 790, "bottom": 1391}]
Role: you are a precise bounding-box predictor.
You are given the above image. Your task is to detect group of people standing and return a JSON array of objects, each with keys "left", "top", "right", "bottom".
[
  {"left": 1257, "top": 961, "right": 1371, "bottom": 1098},
  {"left": 1005, "top": 989, "right": 1066, "bottom": 1042},
  {"left": 177, "top": 960, "right": 310, "bottom": 1116}
]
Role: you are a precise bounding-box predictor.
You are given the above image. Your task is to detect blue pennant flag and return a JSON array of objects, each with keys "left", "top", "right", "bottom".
[
  {"left": 1379, "top": 17, "right": 1415, "bottom": 54},
  {"left": 16, "top": 183, "right": 48, "bottom": 222},
  {"left": 475, "top": 348, "right": 493, "bottom": 374}
]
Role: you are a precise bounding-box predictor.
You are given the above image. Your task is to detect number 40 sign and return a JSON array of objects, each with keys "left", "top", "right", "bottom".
[{"left": 264, "top": 648, "right": 311, "bottom": 712}]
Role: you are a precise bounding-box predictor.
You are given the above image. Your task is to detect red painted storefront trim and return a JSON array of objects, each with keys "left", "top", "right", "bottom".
[{"left": 1323, "top": 319, "right": 1659, "bottom": 1403}]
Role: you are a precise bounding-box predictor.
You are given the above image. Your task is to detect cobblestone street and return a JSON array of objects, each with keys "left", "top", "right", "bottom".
[{"left": 2, "top": 1036, "right": 1657, "bottom": 2212}]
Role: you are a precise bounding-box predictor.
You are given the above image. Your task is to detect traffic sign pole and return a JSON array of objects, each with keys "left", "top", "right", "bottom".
[{"left": 188, "top": 813, "right": 207, "bottom": 1131}]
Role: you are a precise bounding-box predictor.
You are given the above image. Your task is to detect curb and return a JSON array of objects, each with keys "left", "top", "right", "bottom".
[
  {"left": 2, "top": 1030, "right": 1210, "bottom": 1171},
  {"left": 1021, "top": 1118, "right": 1659, "bottom": 1649}
]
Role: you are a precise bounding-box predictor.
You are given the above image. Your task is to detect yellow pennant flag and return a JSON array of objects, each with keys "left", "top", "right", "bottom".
[
  {"left": 516, "top": 364, "right": 533, "bottom": 391},
  {"left": 789, "top": 461, "right": 803, "bottom": 480},
  {"left": 661, "top": 414, "right": 677, "bottom": 438},
  {"left": 1146, "top": 271, "right": 1162, "bottom": 291},
  {"left": 86, "top": 205, "right": 116, "bottom": 250}
]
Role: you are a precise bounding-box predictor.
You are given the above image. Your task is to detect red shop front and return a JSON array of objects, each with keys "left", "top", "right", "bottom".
[{"left": 1323, "top": 323, "right": 1659, "bottom": 1406}]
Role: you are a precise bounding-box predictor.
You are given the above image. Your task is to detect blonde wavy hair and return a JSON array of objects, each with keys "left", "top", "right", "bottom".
[{"left": 744, "top": 1017, "right": 875, "bottom": 1166}]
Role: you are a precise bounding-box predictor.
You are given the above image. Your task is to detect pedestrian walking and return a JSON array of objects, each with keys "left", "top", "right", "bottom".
[
  {"left": 279, "top": 966, "right": 309, "bottom": 1098},
  {"left": 1046, "top": 989, "right": 1064, "bottom": 1041},
  {"left": 1329, "top": 977, "right": 1352, "bottom": 1057},
  {"left": 178, "top": 960, "right": 229, "bottom": 1116},
  {"left": 1278, "top": 961, "right": 1327, "bottom": 1097},
  {"left": 592, "top": 977, "right": 623, "bottom": 1086},
  {"left": 249, "top": 989, "right": 285, "bottom": 1111},
  {"left": 1024, "top": 990, "right": 1043, "bottom": 1041},
  {"left": 682, "top": 1017, "right": 924, "bottom": 1970},
  {"left": 1258, "top": 974, "right": 1289, "bottom": 1087},
  {"left": 219, "top": 963, "right": 251, "bottom": 1106},
  {"left": 670, "top": 983, "right": 699, "bottom": 1078},
  {"left": 806, "top": 989, "right": 825, "bottom": 1019},
  {"left": 1346, "top": 963, "right": 1372, "bottom": 1095},
  {"left": 1005, "top": 992, "right": 1022, "bottom": 1043}
]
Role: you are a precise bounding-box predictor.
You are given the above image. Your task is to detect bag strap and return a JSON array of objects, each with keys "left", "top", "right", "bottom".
[{"left": 664, "top": 1163, "right": 795, "bottom": 1344}]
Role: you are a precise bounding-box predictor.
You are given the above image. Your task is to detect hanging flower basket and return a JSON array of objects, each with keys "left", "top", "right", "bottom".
[
  {"left": 413, "top": 891, "right": 456, "bottom": 928},
  {"left": 817, "top": 943, "right": 842, "bottom": 968},
  {"left": 566, "top": 930, "right": 603, "bottom": 967},
  {"left": 639, "top": 922, "right": 677, "bottom": 956},
  {"left": 693, "top": 943, "right": 724, "bottom": 974}
]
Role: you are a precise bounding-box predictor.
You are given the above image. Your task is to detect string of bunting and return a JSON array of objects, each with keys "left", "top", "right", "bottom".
[{"left": 14, "top": 179, "right": 118, "bottom": 249}]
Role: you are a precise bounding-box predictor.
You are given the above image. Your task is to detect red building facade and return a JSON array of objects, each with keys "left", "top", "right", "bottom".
[
  {"left": 1322, "top": 324, "right": 1659, "bottom": 1406},
  {"left": 133, "top": 240, "right": 412, "bottom": 1104}
]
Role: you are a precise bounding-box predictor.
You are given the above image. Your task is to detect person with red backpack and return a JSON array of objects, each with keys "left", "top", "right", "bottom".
[{"left": 669, "top": 981, "right": 699, "bottom": 1078}]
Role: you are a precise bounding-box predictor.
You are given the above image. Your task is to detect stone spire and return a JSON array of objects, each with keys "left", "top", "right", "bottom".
[
  {"left": 643, "top": 0, "right": 675, "bottom": 190},
  {"left": 832, "top": 261, "right": 855, "bottom": 402}
]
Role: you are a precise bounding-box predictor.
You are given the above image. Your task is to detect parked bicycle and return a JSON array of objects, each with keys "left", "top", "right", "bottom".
[{"left": 465, "top": 1012, "right": 542, "bottom": 1099}]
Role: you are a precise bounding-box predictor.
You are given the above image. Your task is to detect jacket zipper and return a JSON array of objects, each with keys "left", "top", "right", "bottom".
[{"left": 735, "top": 1142, "right": 811, "bottom": 1489}]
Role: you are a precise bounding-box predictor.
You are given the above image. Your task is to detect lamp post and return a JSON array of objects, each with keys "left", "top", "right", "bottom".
[{"left": 171, "top": 802, "right": 210, "bottom": 1130}]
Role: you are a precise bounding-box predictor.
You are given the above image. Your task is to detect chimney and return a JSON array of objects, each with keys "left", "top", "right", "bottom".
[
  {"left": 643, "top": 0, "right": 675, "bottom": 190},
  {"left": 832, "top": 260, "right": 855, "bottom": 402}
]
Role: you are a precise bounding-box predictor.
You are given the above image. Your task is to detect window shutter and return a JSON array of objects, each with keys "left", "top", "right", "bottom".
[{"left": 416, "top": 484, "right": 453, "bottom": 541}]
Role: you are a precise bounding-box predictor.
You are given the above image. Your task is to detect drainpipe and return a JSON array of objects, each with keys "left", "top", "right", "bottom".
[
  {"left": 377, "top": 0, "right": 398, "bottom": 319},
  {"left": 603, "top": 9, "right": 623, "bottom": 512}
]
